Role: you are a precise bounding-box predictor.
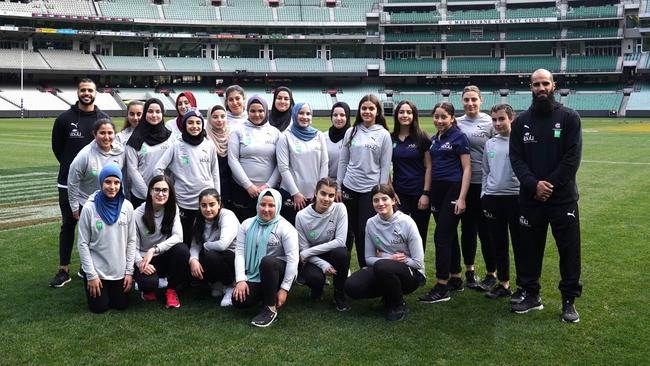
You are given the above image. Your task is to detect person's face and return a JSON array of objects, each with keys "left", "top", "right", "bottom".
[
  {"left": 248, "top": 103, "right": 266, "bottom": 125},
  {"left": 274, "top": 91, "right": 291, "bottom": 112},
  {"left": 146, "top": 103, "right": 163, "bottom": 125},
  {"left": 360, "top": 101, "right": 378, "bottom": 125},
  {"left": 331, "top": 107, "right": 347, "bottom": 129},
  {"left": 296, "top": 105, "right": 312, "bottom": 128},
  {"left": 314, "top": 185, "right": 336, "bottom": 213},
  {"left": 433, "top": 107, "right": 453, "bottom": 134},
  {"left": 462, "top": 91, "right": 482, "bottom": 117},
  {"left": 102, "top": 176, "right": 121, "bottom": 199},
  {"left": 491, "top": 110, "right": 513, "bottom": 136},
  {"left": 372, "top": 191, "right": 395, "bottom": 218},
  {"left": 398, "top": 103, "right": 414, "bottom": 127},
  {"left": 531, "top": 72, "right": 555, "bottom": 99},
  {"left": 77, "top": 82, "right": 97, "bottom": 106},
  {"left": 200, "top": 194, "right": 221, "bottom": 221},
  {"left": 210, "top": 109, "right": 227, "bottom": 130},
  {"left": 185, "top": 116, "right": 203, "bottom": 136},
  {"left": 150, "top": 180, "right": 170, "bottom": 208},
  {"left": 94, "top": 123, "right": 115, "bottom": 151},
  {"left": 227, "top": 92, "right": 244, "bottom": 115},
  {"left": 258, "top": 195, "right": 276, "bottom": 222},
  {"left": 177, "top": 96, "right": 192, "bottom": 116},
  {"left": 127, "top": 104, "right": 143, "bottom": 128}
]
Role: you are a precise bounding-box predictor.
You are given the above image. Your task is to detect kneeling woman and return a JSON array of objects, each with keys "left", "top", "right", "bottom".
[
  {"left": 344, "top": 184, "right": 425, "bottom": 321},
  {"left": 232, "top": 188, "right": 299, "bottom": 327},
  {"left": 133, "top": 175, "right": 190, "bottom": 309},
  {"left": 295, "top": 178, "right": 350, "bottom": 311},
  {"left": 77, "top": 165, "right": 136, "bottom": 314}
]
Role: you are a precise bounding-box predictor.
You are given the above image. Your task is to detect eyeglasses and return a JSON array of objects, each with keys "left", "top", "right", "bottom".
[{"left": 153, "top": 187, "right": 169, "bottom": 195}]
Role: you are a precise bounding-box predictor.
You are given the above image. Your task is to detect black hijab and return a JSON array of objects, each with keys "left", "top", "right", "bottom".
[
  {"left": 328, "top": 101, "right": 351, "bottom": 143},
  {"left": 127, "top": 98, "right": 171, "bottom": 150},
  {"left": 269, "top": 86, "right": 294, "bottom": 132}
]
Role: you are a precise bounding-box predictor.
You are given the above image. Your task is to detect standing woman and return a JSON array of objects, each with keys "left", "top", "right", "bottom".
[
  {"left": 225, "top": 85, "right": 247, "bottom": 130},
  {"left": 232, "top": 188, "right": 299, "bottom": 328},
  {"left": 390, "top": 100, "right": 432, "bottom": 251},
  {"left": 344, "top": 184, "right": 425, "bottom": 321},
  {"left": 228, "top": 95, "right": 280, "bottom": 221},
  {"left": 418, "top": 102, "right": 471, "bottom": 304},
  {"left": 325, "top": 102, "right": 351, "bottom": 181},
  {"left": 206, "top": 105, "right": 235, "bottom": 209},
  {"left": 455, "top": 85, "right": 497, "bottom": 290},
  {"left": 276, "top": 102, "right": 328, "bottom": 225},
  {"left": 155, "top": 109, "right": 220, "bottom": 245},
  {"left": 126, "top": 98, "right": 173, "bottom": 209},
  {"left": 166, "top": 91, "right": 197, "bottom": 140},
  {"left": 269, "top": 86, "right": 295, "bottom": 132},
  {"left": 295, "top": 178, "right": 349, "bottom": 310},
  {"left": 337, "top": 94, "right": 392, "bottom": 268},
  {"left": 77, "top": 165, "right": 135, "bottom": 313},
  {"left": 133, "top": 175, "right": 190, "bottom": 308},
  {"left": 116, "top": 100, "right": 144, "bottom": 145},
  {"left": 68, "top": 119, "right": 126, "bottom": 221}
]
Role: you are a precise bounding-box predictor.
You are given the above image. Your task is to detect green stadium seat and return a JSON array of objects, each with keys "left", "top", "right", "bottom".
[
  {"left": 384, "top": 32, "right": 440, "bottom": 42},
  {"left": 218, "top": 58, "right": 271, "bottom": 72},
  {"left": 389, "top": 11, "right": 441, "bottom": 24},
  {"left": 506, "top": 56, "right": 561, "bottom": 73},
  {"left": 565, "top": 28, "right": 618, "bottom": 39},
  {"left": 566, "top": 5, "right": 618, "bottom": 19},
  {"left": 505, "top": 7, "right": 557, "bottom": 19},
  {"left": 384, "top": 59, "right": 442, "bottom": 74},
  {"left": 98, "top": 56, "right": 161, "bottom": 71},
  {"left": 331, "top": 58, "right": 379, "bottom": 73},
  {"left": 98, "top": 0, "right": 160, "bottom": 19},
  {"left": 447, "top": 58, "right": 500, "bottom": 74},
  {"left": 505, "top": 29, "right": 561, "bottom": 41},
  {"left": 162, "top": 0, "right": 216, "bottom": 21},
  {"left": 275, "top": 58, "right": 327, "bottom": 73},
  {"left": 447, "top": 9, "right": 499, "bottom": 21},
  {"left": 566, "top": 55, "right": 617, "bottom": 72},
  {"left": 160, "top": 57, "right": 214, "bottom": 72},
  {"left": 564, "top": 93, "right": 623, "bottom": 111}
]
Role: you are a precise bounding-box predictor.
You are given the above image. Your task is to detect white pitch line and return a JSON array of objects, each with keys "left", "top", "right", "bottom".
[
  {"left": 0, "top": 172, "right": 56, "bottom": 179},
  {"left": 582, "top": 160, "right": 650, "bottom": 166}
]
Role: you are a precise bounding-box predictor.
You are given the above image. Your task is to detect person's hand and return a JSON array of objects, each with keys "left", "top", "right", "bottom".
[
  {"left": 454, "top": 198, "right": 466, "bottom": 215},
  {"left": 375, "top": 249, "right": 383, "bottom": 257},
  {"left": 276, "top": 288, "right": 288, "bottom": 308},
  {"left": 123, "top": 275, "right": 133, "bottom": 293},
  {"left": 335, "top": 192, "right": 342, "bottom": 203},
  {"left": 259, "top": 184, "right": 269, "bottom": 191},
  {"left": 87, "top": 278, "right": 102, "bottom": 298},
  {"left": 390, "top": 252, "right": 407, "bottom": 263},
  {"left": 246, "top": 185, "right": 260, "bottom": 198},
  {"left": 418, "top": 194, "right": 430, "bottom": 210},
  {"left": 535, "top": 181, "right": 554, "bottom": 202},
  {"left": 189, "top": 258, "right": 204, "bottom": 280},
  {"left": 140, "top": 248, "right": 155, "bottom": 273},
  {"left": 293, "top": 193, "right": 306, "bottom": 211},
  {"left": 233, "top": 281, "right": 249, "bottom": 302},
  {"left": 324, "top": 266, "right": 337, "bottom": 276},
  {"left": 73, "top": 210, "right": 80, "bottom": 221}
]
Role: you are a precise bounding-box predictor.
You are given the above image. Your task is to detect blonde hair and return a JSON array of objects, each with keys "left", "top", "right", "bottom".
[{"left": 462, "top": 85, "right": 483, "bottom": 100}]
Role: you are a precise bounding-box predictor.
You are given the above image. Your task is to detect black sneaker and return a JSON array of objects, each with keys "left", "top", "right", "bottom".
[
  {"left": 77, "top": 267, "right": 85, "bottom": 279},
  {"left": 310, "top": 285, "right": 324, "bottom": 300},
  {"left": 511, "top": 293, "right": 544, "bottom": 314},
  {"left": 479, "top": 274, "right": 497, "bottom": 291},
  {"left": 448, "top": 276, "right": 464, "bottom": 292},
  {"left": 49, "top": 269, "right": 71, "bottom": 288},
  {"left": 510, "top": 288, "right": 526, "bottom": 304},
  {"left": 485, "top": 284, "right": 512, "bottom": 299},
  {"left": 561, "top": 300, "right": 580, "bottom": 323},
  {"left": 466, "top": 271, "right": 481, "bottom": 290},
  {"left": 419, "top": 283, "right": 451, "bottom": 303},
  {"left": 295, "top": 273, "right": 306, "bottom": 286},
  {"left": 386, "top": 302, "right": 409, "bottom": 322},
  {"left": 333, "top": 291, "right": 350, "bottom": 312},
  {"left": 251, "top": 306, "right": 278, "bottom": 328}
]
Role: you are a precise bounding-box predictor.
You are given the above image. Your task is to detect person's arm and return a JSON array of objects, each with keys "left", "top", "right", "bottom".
[
  {"left": 419, "top": 150, "right": 432, "bottom": 210},
  {"left": 456, "top": 154, "right": 471, "bottom": 215},
  {"left": 126, "top": 146, "right": 148, "bottom": 199},
  {"left": 227, "top": 130, "right": 254, "bottom": 190},
  {"left": 364, "top": 221, "right": 382, "bottom": 267},
  {"left": 153, "top": 142, "right": 174, "bottom": 178},
  {"left": 546, "top": 113, "right": 582, "bottom": 188},
  {"left": 296, "top": 214, "right": 333, "bottom": 272},
  {"left": 77, "top": 205, "right": 97, "bottom": 279},
  {"left": 124, "top": 204, "right": 137, "bottom": 277},
  {"left": 403, "top": 219, "right": 424, "bottom": 270},
  {"left": 66, "top": 152, "right": 86, "bottom": 214},
  {"left": 318, "top": 134, "right": 329, "bottom": 181},
  {"left": 279, "top": 223, "right": 299, "bottom": 292},
  {"left": 509, "top": 118, "right": 538, "bottom": 196},
  {"left": 233, "top": 222, "right": 248, "bottom": 283},
  {"left": 481, "top": 143, "right": 490, "bottom": 197},
  {"left": 301, "top": 205, "right": 348, "bottom": 258},
  {"left": 155, "top": 208, "right": 184, "bottom": 254},
  {"left": 210, "top": 144, "right": 221, "bottom": 194},
  {"left": 336, "top": 130, "right": 351, "bottom": 191},
  {"left": 276, "top": 134, "right": 299, "bottom": 195},
  {"left": 204, "top": 210, "right": 239, "bottom": 252},
  {"left": 379, "top": 132, "right": 393, "bottom": 185},
  {"left": 51, "top": 117, "right": 64, "bottom": 163}
]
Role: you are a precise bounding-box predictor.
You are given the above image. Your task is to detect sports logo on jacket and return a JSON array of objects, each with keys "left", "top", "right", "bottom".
[{"left": 523, "top": 132, "right": 536, "bottom": 143}]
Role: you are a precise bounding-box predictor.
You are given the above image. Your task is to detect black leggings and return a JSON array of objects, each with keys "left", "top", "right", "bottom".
[
  {"left": 341, "top": 184, "right": 374, "bottom": 268},
  {"left": 129, "top": 193, "right": 145, "bottom": 211},
  {"left": 199, "top": 249, "right": 235, "bottom": 285},
  {"left": 453, "top": 183, "right": 495, "bottom": 272},
  {"left": 231, "top": 184, "right": 258, "bottom": 223},
  {"left": 279, "top": 188, "right": 313, "bottom": 227},
  {"left": 481, "top": 195, "right": 521, "bottom": 283},
  {"left": 134, "top": 243, "right": 190, "bottom": 292},
  {"left": 232, "top": 256, "right": 286, "bottom": 308},
  {"left": 396, "top": 192, "right": 431, "bottom": 252},
  {"left": 83, "top": 278, "right": 130, "bottom": 314},
  {"left": 345, "top": 259, "right": 422, "bottom": 308},
  {"left": 301, "top": 247, "right": 350, "bottom": 293},
  {"left": 57, "top": 187, "right": 77, "bottom": 266},
  {"left": 430, "top": 180, "right": 463, "bottom": 280},
  {"left": 178, "top": 207, "right": 198, "bottom": 246}
]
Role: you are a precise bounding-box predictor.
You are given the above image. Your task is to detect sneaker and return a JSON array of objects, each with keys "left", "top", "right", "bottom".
[
  {"left": 141, "top": 291, "right": 157, "bottom": 302},
  {"left": 49, "top": 269, "right": 71, "bottom": 288},
  {"left": 77, "top": 267, "right": 84, "bottom": 279},
  {"left": 448, "top": 276, "right": 464, "bottom": 292},
  {"left": 310, "top": 285, "right": 324, "bottom": 300},
  {"left": 485, "top": 284, "right": 512, "bottom": 299},
  {"left": 419, "top": 283, "right": 451, "bottom": 303},
  {"left": 295, "top": 273, "right": 306, "bottom": 285},
  {"left": 511, "top": 293, "right": 544, "bottom": 314},
  {"left": 385, "top": 302, "right": 409, "bottom": 322},
  {"left": 165, "top": 289, "right": 181, "bottom": 308},
  {"left": 465, "top": 271, "right": 481, "bottom": 290},
  {"left": 251, "top": 306, "right": 278, "bottom": 327},
  {"left": 220, "top": 287, "right": 234, "bottom": 307},
  {"left": 561, "top": 300, "right": 580, "bottom": 323},
  {"left": 479, "top": 274, "right": 497, "bottom": 291},
  {"left": 333, "top": 291, "right": 350, "bottom": 312},
  {"left": 210, "top": 282, "right": 225, "bottom": 298},
  {"left": 510, "top": 288, "right": 526, "bottom": 304}
]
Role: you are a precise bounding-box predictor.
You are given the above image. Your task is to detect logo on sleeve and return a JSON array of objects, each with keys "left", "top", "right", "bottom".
[{"left": 523, "top": 132, "right": 536, "bottom": 143}]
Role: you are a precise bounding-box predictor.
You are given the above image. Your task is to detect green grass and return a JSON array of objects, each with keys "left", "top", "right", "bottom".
[{"left": 1, "top": 117, "right": 649, "bottom": 364}]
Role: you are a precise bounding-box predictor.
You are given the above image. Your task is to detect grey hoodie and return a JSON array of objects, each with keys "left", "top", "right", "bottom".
[
  {"left": 481, "top": 134, "right": 520, "bottom": 196},
  {"left": 133, "top": 204, "right": 183, "bottom": 267},
  {"left": 337, "top": 123, "right": 392, "bottom": 192},
  {"left": 457, "top": 113, "right": 496, "bottom": 184},
  {"left": 190, "top": 208, "right": 240, "bottom": 260},
  {"left": 295, "top": 202, "right": 348, "bottom": 272},
  {"left": 126, "top": 135, "right": 175, "bottom": 200},
  {"left": 276, "top": 130, "right": 329, "bottom": 198},
  {"left": 228, "top": 121, "right": 280, "bottom": 189}
]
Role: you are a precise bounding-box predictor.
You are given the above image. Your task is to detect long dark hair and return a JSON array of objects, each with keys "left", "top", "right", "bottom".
[
  {"left": 391, "top": 100, "right": 430, "bottom": 153},
  {"left": 193, "top": 188, "right": 222, "bottom": 246},
  {"left": 143, "top": 175, "right": 177, "bottom": 236},
  {"left": 123, "top": 100, "right": 144, "bottom": 131},
  {"left": 432, "top": 101, "right": 457, "bottom": 126},
  {"left": 346, "top": 94, "right": 388, "bottom": 147}
]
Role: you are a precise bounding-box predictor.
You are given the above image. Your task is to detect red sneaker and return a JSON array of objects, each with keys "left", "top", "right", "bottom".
[
  {"left": 141, "top": 291, "right": 157, "bottom": 302},
  {"left": 165, "top": 289, "right": 180, "bottom": 308}
]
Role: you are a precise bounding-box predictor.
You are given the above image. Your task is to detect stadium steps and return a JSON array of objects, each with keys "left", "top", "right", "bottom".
[
  {"left": 212, "top": 59, "right": 221, "bottom": 72},
  {"left": 618, "top": 94, "right": 630, "bottom": 117},
  {"left": 157, "top": 4, "right": 164, "bottom": 19},
  {"left": 92, "top": 0, "right": 102, "bottom": 16},
  {"left": 0, "top": 94, "right": 20, "bottom": 109},
  {"left": 156, "top": 59, "right": 165, "bottom": 71}
]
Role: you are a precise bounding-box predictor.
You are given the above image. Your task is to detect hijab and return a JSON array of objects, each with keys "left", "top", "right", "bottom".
[
  {"left": 245, "top": 95, "right": 269, "bottom": 126},
  {"left": 94, "top": 164, "right": 125, "bottom": 225},
  {"left": 328, "top": 101, "right": 351, "bottom": 143},
  {"left": 289, "top": 102, "right": 318, "bottom": 142},
  {"left": 244, "top": 189, "right": 282, "bottom": 283},
  {"left": 174, "top": 91, "right": 197, "bottom": 131},
  {"left": 127, "top": 98, "right": 171, "bottom": 151},
  {"left": 180, "top": 108, "right": 207, "bottom": 146},
  {"left": 206, "top": 105, "right": 229, "bottom": 158},
  {"left": 269, "top": 86, "right": 294, "bottom": 132}
]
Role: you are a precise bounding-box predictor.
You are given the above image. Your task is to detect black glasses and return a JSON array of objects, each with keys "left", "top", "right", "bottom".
[{"left": 153, "top": 187, "right": 169, "bottom": 195}]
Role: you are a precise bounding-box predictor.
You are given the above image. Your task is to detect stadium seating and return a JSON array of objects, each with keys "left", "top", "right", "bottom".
[
  {"left": 506, "top": 93, "right": 534, "bottom": 112},
  {"left": 565, "top": 28, "right": 619, "bottom": 39},
  {"left": 334, "top": 7, "right": 368, "bottom": 22},
  {"left": 447, "top": 9, "right": 499, "bottom": 21},
  {"left": 447, "top": 58, "right": 500, "bottom": 74},
  {"left": 38, "top": 50, "right": 100, "bottom": 70},
  {"left": 392, "top": 93, "right": 440, "bottom": 111},
  {"left": 625, "top": 89, "right": 650, "bottom": 111},
  {"left": 98, "top": 56, "right": 162, "bottom": 72},
  {"left": 446, "top": 30, "right": 499, "bottom": 42},
  {"left": 564, "top": 93, "right": 623, "bottom": 111},
  {"left": 389, "top": 11, "right": 441, "bottom": 24},
  {"left": 340, "top": 0, "right": 377, "bottom": 8},
  {"left": 566, "top": 5, "right": 618, "bottom": 19},
  {"left": 117, "top": 88, "right": 175, "bottom": 111},
  {"left": 384, "top": 59, "right": 442, "bottom": 74},
  {"left": 505, "top": 7, "right": 557, "bottom": 19},
  {"left": 331, "top": 58, "right": 379, "bottom": 73},
  {"left": 0, "top": 88, "right": 71, "bottom": 111},
  {"left": 506, "top": 56, "right": 561, "bottom": 73},
  {"left": 505, "top": 29, "right": 561, "bottom": 41},
  {"left": 284, "top": 0, "right": 320, "bottom": 5},
  {"left": 566, "top": 55, "right": 618, "bottom": 72},
  {"left": 160, "top": 57, "right": 215, "bottom": 72},
  {"left": 0, "top": 0, "right": 40, "bottom": 13},
  {"left": 334, "top": 85, "right": 384, "bottom": 110},
  {"left": 56, "top": 87, "right": 123, "bottom": 111},
  {"left": 387, "top": 0, "right": 431, "bottom": 2},
  {"left": 275, "top": 58, "right": 327, "bottom": 73},
  {"left": 384, "top": 32, "right": 440, "bottom": 42},
  {"left": 624, "top": 53, "right": 641, "bottom": 62},
  {"left": 162, "top": 0, "right": 217, "bottom": 21},
  {"left": 290, "top": 87, "right": 333, "bottom": 111},
  {"left": 46, "top": 0, "right": 96, "bottom": 16},
  {"left": 0, "top": 49, "right": 50, "bottom": 70},
  {"left": 448, "top": 92, "right": 499, "bottom": 111},
  {"left": 278, "top": 6, "right": 330, "bottom": 22},
  {"left": 217, "top": 58, "right": 272, "bottom": 72},
  {"left": 221, "top": 5, "right": 273, "bottom": 22},
  {"left": 98, "top": 0, "right": 160, "bottom": 19},
  {"left": 0, "top": 95, "right": 19, "bottom": 111}
]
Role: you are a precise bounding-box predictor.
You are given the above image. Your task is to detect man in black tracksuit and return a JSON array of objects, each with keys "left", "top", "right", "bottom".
[
  {"left": 509, "top": 69, "right": 582, "bottom": 323},
  {"left": 49, "top": 78, "right": 109, "bottom": 288}
]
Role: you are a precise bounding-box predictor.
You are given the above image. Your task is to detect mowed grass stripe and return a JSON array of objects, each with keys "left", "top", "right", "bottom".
[
  {"left": 0, "top": 184, "right": 57, "bottom": 196},
  {"left": 0, "top": 177, "right": 56, "bottom": 188}
]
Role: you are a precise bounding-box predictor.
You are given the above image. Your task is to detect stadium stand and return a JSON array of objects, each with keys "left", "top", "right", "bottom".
[
  {"left": 278, "top": 6, "right": 330, "bottom": 22},
  {"left": 162, "top": 0, "right": 217, "bottom": 21},
  {"left": 38, "top": 50, "right": 101, "bottom": 71},
  {"left": 217, "top": 58, "right": 272, "bottom": 73},
  {"left": 331, "top": 58, "right": 379, "bottom": 73},
  {"left": 565, "top": 5, "right": 619, "bottom": 19},
  {"left": 393, "top": 93, "right": 440, "bottom": 111},
  {"left": 57, "top": 87, "right": 123, "bottom": 111},
  {"left": 566, "top": 55, "right": 618, "bottom": 72},
  {"left": 447, "top": 9, "right": 499, "bottom": 21},
  {"left": 505, "top": 29, "right": 561, "bottom": 41},
  {"left": 506, "top": 56, "right": 561, "bottom": 73},
  {"left": 565, "top": 27, "right": 619, "bottom": 39},
  {"left": 0, "top": 50, "right": 50, "bottom": 70},
  {"left": 117, "top": 88, "right": 176, "bottom": 111},
  {"left": 447, "top": 58, "right": 500, "bottom": 74},
  {"left": 0, "top": 88, "right": 71, "bottom": 111},
  {"left": 275, "top": 58, "right": 327, "bottom": 73},
  {"left": 384, "top": 32, "right": 441, "bottom": 42},
  {"left": 160, "top": 57, "right": 215, "bottom": 72},
  {"left": 506, "top": 93, "right": 535, "bottom": 112},
  {"left": 384, "top": 59, "right": 442, "bottom": 74},
  {"left": 389, "top": 11, "right": 441, "bottom": 24},
  {"left": 0, "top": 0, "right": 40, "bottom": 13},
  {"left": 46, "top": 0, "right": 96, "bottom": 16},
  {"left": 446, "top": 30, "right": 499, "bottom": 42},
  {"left": 98, "top": 0, "right": 160, "bottom": 19},
  {"left": 564, "top": 93, "right": 623, "bottom": 111},
  {"left": 334, "top": 85, "right": 384, "bottom": 110},
  {"left": 290, "top": 87, "right": 333, "bottom": 111},
  {"left": 333, "top": 7, "right": 369, "bottom": 22},
  {"left": 506, "top": 7, "right": 558, "bottom": 19},
  {"left": 98, "top": 56, "right": 163, "bottom": 72}
]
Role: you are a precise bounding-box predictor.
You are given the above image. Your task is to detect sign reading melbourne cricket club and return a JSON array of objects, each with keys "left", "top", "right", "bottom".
[{"left": 439, "top": 17, "right": 557, "bottom": 25}]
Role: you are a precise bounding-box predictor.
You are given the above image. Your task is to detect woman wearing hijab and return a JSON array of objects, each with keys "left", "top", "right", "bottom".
[
  {"left": 232, "top": 188, "right": 299, "bottom": 327},
  {"left": 126, "top": 98, "right": 174, "bottom": 209},
  {"left": 228, "top": 95, "right": 281, "bottom": 221},
  {"left": 77, "top": 165, "right": 136, "bottom": 313},
  {"left": 325, "top": 102, "right": 351, "bottom": 181},
  {"left": 269, "top": 86, "right": 294, "bottom": 132},
  {"left": 166, "top": 91, "right": 197, "bottom": 140},
  {"left": 206, "top": 105, "right": 235, "bottom": 209}
]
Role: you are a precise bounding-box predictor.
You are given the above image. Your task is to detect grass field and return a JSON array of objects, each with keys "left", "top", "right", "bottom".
[{"left": 1, "top": 117, "right": 649, "bottom": 365}]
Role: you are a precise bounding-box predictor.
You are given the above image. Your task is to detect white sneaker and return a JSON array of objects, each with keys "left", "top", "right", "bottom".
[
  {"left": 211, "top": 282, "right": 224, "bottom": 298},
  {"left": 220, "top": 287, "right": 234, "bottom": 307},
  {"left": 158, "top": 277, "right": 168, "bottom": 289}
]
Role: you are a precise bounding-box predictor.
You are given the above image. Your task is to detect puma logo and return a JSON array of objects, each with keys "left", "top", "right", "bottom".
[
  {"left": 567, "top": 210, "right": 576, "bottom": 218},
  {"left": 71, "top": 122, "right": 79, "bottom": 128}
]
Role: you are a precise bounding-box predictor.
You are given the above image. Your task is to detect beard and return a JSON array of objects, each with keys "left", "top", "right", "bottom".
[
  {"left": 78, "top": 95, "right": 96, "bottom": 106},
  {"left": 531, "top": 91, "right": 555, "bottom": 114}
]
